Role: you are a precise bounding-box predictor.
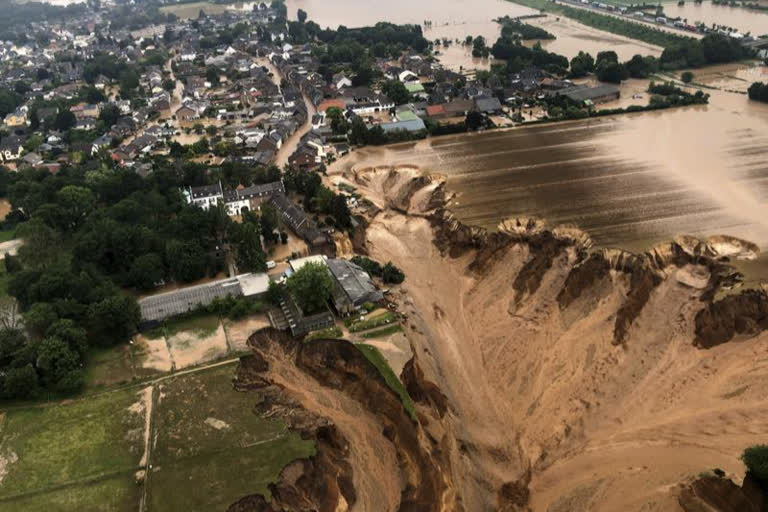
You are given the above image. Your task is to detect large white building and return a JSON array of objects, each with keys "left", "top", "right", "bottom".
[{"left": 183, "top": 180, "right": 286, "bottom": 216}]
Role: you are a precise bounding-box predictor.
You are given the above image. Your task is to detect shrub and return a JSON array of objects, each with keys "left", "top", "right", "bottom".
[
  {"left": 743, "top": 445, "right": 768, "bottom": 483},
  {"left": 681, "top": 71, "right": 694, "bottom": 83}
]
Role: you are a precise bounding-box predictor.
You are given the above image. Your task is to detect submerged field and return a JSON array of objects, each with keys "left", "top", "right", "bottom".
[{"left": 0, "top": 363, "right": 314, "bottom": 511}]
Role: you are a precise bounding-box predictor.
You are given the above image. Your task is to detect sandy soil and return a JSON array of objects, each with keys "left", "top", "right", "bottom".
[
  {"left": 167, "top": 323, "right": 229, "bottom": 369},
  {"left": 225, "top": 315, "right": 271, "bottom": 352},
  {"left": 339, "top": 166, "right": 768, "bottom": 511},
  {"left": 354, "top": 331, "right": 412, "bottom": 377},
  {"left": 127, "top": 386, "right": 154, "bottom": 469},
  {"left": 0, "top": 199, "right": 11, "bottom": 221},
  {"left": 133, "top": 334, "right": 173, "bottom": 373},
  {"left": 252, "top": 334, "right": 404, "bottom": 511}
]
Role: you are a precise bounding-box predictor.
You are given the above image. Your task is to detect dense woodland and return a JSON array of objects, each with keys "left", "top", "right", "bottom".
[{"left": 0, "top": 156, "right": 350, "bottom": 400}]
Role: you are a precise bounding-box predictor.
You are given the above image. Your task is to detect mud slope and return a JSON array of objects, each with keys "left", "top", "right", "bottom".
[
  {"left": 228, "top": 328, "right": 459, "bottom": 512},
  {"left": 339, "top": 166, "right": 768, "bottom": 511}
]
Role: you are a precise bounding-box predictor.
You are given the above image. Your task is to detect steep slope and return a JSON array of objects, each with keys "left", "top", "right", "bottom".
[{"left": 337, "top": 166, "right": 768, "bottom": 511}]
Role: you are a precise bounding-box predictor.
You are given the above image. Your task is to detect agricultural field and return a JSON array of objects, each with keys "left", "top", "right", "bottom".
[
  {"left": 159, "top": 1, "right": 227, "bottom": 19},
  {"left": 0, "top": 388, "right": 148, "bottom": 511},
  {"left": 0, "top": 363, "right": 315, "bottom": 512},
  {"left": 146, "top": 364, "right": 315, "bottom": 510}
]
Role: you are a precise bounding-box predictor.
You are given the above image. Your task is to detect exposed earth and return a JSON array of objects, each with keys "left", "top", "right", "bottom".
[{"left": 235, "top": 166, "right": 768, "bottom": 511}]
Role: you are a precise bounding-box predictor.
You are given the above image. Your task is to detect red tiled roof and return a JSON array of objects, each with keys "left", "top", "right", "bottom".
[
  {"left": 426, "top": 104, "right": 446, "bottom": 117},
  {"left": 317, "top": 99, "right": 346, "bottom": 112}
]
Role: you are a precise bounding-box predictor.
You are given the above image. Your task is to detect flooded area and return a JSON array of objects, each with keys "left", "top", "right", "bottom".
[
  {"left": 662, "top": 3, "right": 768, "bottom": 36},
  {"left": 285, "top": 0, "right": 663, "bottom": 69},
  {"left": 333, "top": 74, "right": 768, "bottom": 255}
]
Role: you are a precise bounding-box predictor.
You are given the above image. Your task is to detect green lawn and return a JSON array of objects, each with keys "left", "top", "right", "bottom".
[
  {"left": 144, "top": 313, "right": 220, "bottom": 340},
  {"left": 304, "top": 325, "right": 343, "bottom": 341},
  {"left": 0, "top": 387, "right": 146, "bottom": 507},
  {"left": 82, "top": 345, "right": 135, "bottom": 390},
  {"left": 147, "top": 364, "right": 315, "bottom": 510},
  {"left": 356, "top": 344, "right": 417, "bottom": 421},
  {"left": 0, "top": 229, "right": 15, "bottom": 243},
  {"left": 348, "top": 312, "right": 398, "bottom": 333},
  {"left": 360, "top": 324, "right": 403, "bottom": 339},
  {"left": 148, "top": 435, "right": 314, "bottom": 511},
  {"left": 159, "top": 1, "right": 227, "bottom": 19},
  {"left": 0, "top": 475, "right": 141, "bottom": 512}
]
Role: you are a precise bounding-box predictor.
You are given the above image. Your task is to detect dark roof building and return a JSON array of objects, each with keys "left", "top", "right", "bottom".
[
  {"left": 561, "top": 84, "right": 621, "bottom": 106},
  {"left": 326, "top": 258, "right": 384, "bottom": 315}
]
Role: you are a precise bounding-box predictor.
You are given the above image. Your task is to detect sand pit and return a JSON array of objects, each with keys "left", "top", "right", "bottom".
[
  {"left": 167, "top": 322, "right": 229, "bottom": 369},
  {"left": 133, "top": 334, "right": 172, "bottom": 374},
  {"left": 224, "top": 315, "right": 271, "bottom": 352}
]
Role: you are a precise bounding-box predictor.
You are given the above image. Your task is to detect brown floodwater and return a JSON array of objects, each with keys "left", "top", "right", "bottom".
[
  {"left": 284, "top": 0, "right": 662, "bottom": 69},
  {"left": 334, "top": 71, "right": 768, "bottom": 255},
  {"left": 661, "top": 3, "right": 768, "bottom": 36}
]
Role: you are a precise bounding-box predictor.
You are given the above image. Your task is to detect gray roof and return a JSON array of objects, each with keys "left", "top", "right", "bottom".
[
  {"left": 138, "top": 273, "right": 269, "bottom": 323},
  {"left": 327, "top": 258, "right": 384, "bottom": 308},
  {"left": 561, "top": 84, "right": 620, "bottom": 103},
  {"left": 474, "top": 97, "right": 503, "bottom": 113},
  {"left": 379, "top": 118, "right": 426, "bottom": 133},
  {"left": 139, "top": 277, "right": 242, "bottom": 323}
]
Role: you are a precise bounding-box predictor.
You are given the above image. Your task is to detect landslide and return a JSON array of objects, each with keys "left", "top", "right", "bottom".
[
  {"left": 228, "top": 328, "right": 456, "bottom": 512},
  {"left": 338, "top": 166, "right": 768, "bottom": 511}
]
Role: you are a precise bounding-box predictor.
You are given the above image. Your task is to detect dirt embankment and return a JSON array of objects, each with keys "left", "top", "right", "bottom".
[
  {"left": 335, "top": 166, "right": 768, "bottom": 511},
  {"left": 228, "top": 328, "right": 457, "bottom": 512}
]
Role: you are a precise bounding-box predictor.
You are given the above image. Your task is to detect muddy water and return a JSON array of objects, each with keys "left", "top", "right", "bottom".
[
  {"left": 284, "top": 0, "right": 661, "bottom": 70},
  {"left": 662, "top": 3, "right": 768, "bottom": 36},
  {"left": 335, "top": 83, "right": 768, "bottom": 254}
]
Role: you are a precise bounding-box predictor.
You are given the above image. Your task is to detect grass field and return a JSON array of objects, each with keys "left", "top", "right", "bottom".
[
  {"left": 159, "top": 1, "right": 227, "bottom": 19},
  {"left": 0, "top": 363, "right": 316, "bottom": 511},
  {"left": 348, "top": 312, "right": 398, "bottom": 333},
  {"left": 356, "top": 344, "right": 417, "bottom": 421},
  {"left": 0, "top": 388, "right": 147, "bottom": 509},
  {"left": 83, "top": 345, "right": 135, "bottom": 390},
  {"left": 360, "top": 324, "right": 404, "bottom": 339},
  {"left": 304, "top": 325, "right": 343, "bottom": 341},
  {"left": 0, "top": 229, "right": 15, "bottom": 243},
  {"left": 147, "top": 363, "right": 315, "bottom": 510}
]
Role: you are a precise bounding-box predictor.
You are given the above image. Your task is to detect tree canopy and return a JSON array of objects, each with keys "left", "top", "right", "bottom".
[{"left": 286, "top": 262, "right": 333, "bottom": 314}]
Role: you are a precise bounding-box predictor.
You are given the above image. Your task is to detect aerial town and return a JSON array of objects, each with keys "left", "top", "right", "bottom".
[{"left": 0, "top": 0, "right": 767, "bottom": 510}]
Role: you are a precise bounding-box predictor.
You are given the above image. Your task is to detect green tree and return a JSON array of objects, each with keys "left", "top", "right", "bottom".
[
  {"left": 46, "top": 319, "right": 88, "bottom": 356},
  {"left": 681, "top": 71, "right": 694, "bottom": 83},
  {"left": 260, "top": 203, "right": 280, "bottom": 244},
  {"left": 130, "top": 253, "right": 165, "bottom": 290},
  {"left": 382, "top": 262, "right": 405, "bottom": 284},
  {"left": 56, "top": 185, "right": 96, "bottom": 231},
  {"left": 569, "top": 51, "right": 594, "bottom": 78},
  {"left": 3, "top": 364, "right": 38, "bottom": 399},
  {"left": 349, "top": 117, "right": 369, "bottom": 145},
  {"left": 37, "top": 336, "right": 81, "bottom": 391},
  {"left": 286, "top": 262, "right": 333, "bottom": 314},
  {"left": 54, "top": 110, "right": 76, "bottom": 131},
  {"left": 743, "top": 445, "right": 768, "bottom": 483},
  {"left": 206, "top": 66, "right": 220, "bottom": 86},
  {"left": 297, "top": 7, "right": 307, "bottom": 23},
  {"left": 24, "top": 302, "right": 59, "bottom": 336},
  {"left": 99, "top": 104, "right": 120, "bottom": 127},
  {"left": 381, "top": 80, "right": 409, "bottom": 105},
  {"left": 23, "top": 134, "right": 42, "bottom": 153},
  {"left": 465, "top": 111, "right": 484, "bottom": 131},
  {"left": 232, "top": 222, "right": 266, "bottom": 272},
  {"left": 0, "top": 328, "right": 26, "bottom": 365},
  {"left": 87, "top": 294, "right": 140, "bottom": 345},
  {"left": 167, "top": 240, "right": 207, "bottom": 282}
]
